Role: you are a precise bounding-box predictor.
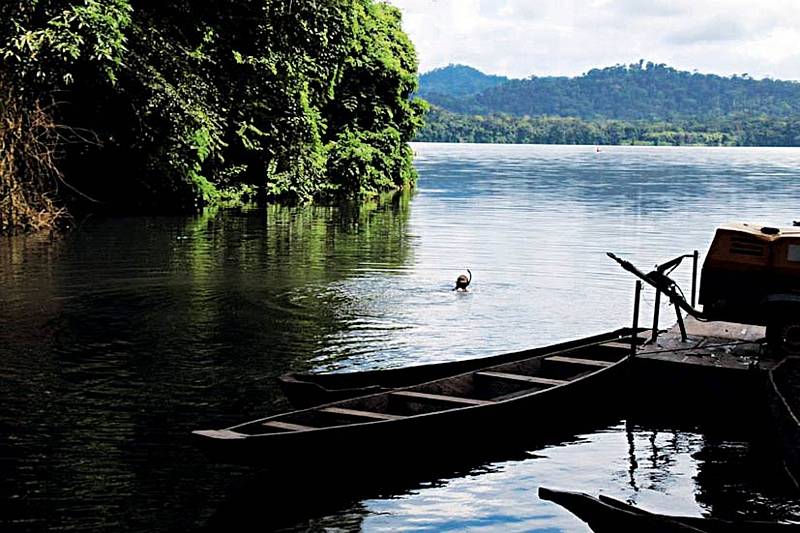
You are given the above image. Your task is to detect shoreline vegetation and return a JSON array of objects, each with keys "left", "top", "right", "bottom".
[
  {"left": 416, "top": 106, "right": 800, "bottom": 147},
  {"left": 0, "top": 1, "right": 426, "bottom": 235},
  {"left": 415, "top": 63, "right": 800, "bottom": 147}
]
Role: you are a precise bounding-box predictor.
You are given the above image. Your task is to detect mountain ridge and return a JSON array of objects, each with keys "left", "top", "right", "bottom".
[{"left": 419, "top": 61, "right": 800, "bottom": 121}]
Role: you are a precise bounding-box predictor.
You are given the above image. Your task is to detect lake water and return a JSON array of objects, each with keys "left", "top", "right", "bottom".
[{"left": 2, "top": 143, "right": 800, "bottom": 531}]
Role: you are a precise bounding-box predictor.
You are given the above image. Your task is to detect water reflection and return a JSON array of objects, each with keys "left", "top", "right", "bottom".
[
  {"left": 203, "top": 420, "right": 610, "bottom": 532},
  {"left": 1, "top": 193, "right": 416, "bottom": 532},
  {"left": 209, "top": 409, "right": 793, "bottom": 532}
]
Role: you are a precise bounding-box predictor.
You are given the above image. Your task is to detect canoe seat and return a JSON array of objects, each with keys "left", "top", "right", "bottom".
[
  {"left": 391, "top": 390, "right": 494, "bottom": 406},
  {"left": 544, "top": 356, "right": 613, "bottom": 367},
  {"left": 475, "top": 371, "right": 568, "bottom": 387},
  {"left": 319, "top": 407, "right": 403, "bottom": 421},
  {"left": 262, "top": 420, "right": 315, "bottom": 432},
  {"left": 192, "top": 429, "right": 246, "bottom": 439}
]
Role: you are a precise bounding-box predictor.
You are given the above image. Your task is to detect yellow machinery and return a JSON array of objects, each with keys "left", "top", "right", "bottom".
[{"left": 609, "top": 223, "right": 800, "bottom": 356}]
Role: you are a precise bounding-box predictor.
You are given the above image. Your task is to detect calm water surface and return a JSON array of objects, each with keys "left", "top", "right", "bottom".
[{"left": 2, "top": 143, "right": 800, "bottom": 531}]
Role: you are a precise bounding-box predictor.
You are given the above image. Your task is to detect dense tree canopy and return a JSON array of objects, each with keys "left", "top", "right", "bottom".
[{"left": 0, "top": 0, "right": 426, "bottom": 233}]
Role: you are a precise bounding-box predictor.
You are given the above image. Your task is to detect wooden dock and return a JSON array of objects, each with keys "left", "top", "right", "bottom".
[
  {"left": 630, "top": 316, "right": 774, "bottom": 411},
  {"left": 637, "top": 315, "right": 772, "bottom": 371}
]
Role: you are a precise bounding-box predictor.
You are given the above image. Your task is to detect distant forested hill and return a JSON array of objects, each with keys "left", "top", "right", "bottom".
[
  {"left": 420, "top": 61, "right": 800, "bottom": 121},
  {"left": 418, "top": 64, "right": 509, "bottom": 98},
  {"left": 416, "top": 61, "right": 800, "bottom": 146}
]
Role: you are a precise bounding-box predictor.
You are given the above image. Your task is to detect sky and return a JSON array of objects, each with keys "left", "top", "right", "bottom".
[{"left": 386, "top": 0, "right": 800, "bottom": 80}]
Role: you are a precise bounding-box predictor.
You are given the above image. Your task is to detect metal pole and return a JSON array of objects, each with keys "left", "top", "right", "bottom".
[
  {"left": 631, "top": 280, "right": 642, "bottom": 358},
  {"left": 651, "top": 288, "right": 661, "bottom": 344},
  {"left": 691, "top": 249, "right": 699, "bottom": 308},
  {"left": 674, "top": 297, "right": 688, "bottom": 342}
]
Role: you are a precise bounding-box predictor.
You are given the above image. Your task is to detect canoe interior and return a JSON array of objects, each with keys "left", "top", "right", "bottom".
[
  {"left": 231, "top": 337, "right": 633, "bottom": 437},
  {"left": 279, "top": 327, "right": 648, "bottom": 406}
]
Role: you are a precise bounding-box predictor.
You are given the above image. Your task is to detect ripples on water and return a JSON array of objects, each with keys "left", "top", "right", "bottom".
[{"left": 2, "top": 143, "right": 800, "bottom": 531}]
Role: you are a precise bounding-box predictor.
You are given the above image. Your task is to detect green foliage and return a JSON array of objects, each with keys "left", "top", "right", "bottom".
[
  {"left": 187, "top": 127, "right": 220, "bottom": 204},
  {"left": 326, "top": 128, "right": 416, "bottom": 198},
  {"left": 1, "top": 0, "right": 132, "bottom": 86},
  {"left": 0, "top": 0, "right": 426, "bottom": 229},
  {"left": 320, "top": 2, "right": 425, "bottom": 199}
]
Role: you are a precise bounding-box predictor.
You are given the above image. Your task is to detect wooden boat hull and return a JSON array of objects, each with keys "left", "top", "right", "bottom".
[
  {"left": 539, "top": 487, "right": 800, "bottom": 533},
  {"left": 279, "top": 327, "right": 644, "bottom": 407},
  {"left": 767, "top": 356, "right": 800, "bottom": 488},
  {"left": 194, "top": 333, "right": 640, "bottom": 466}
]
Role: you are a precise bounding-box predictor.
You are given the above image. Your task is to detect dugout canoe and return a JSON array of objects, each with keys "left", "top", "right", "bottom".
[
  {"left": 193, "top": 334, "right": 639, "bottom": 466},
  {"left": 539, "top": 487, "right": 800, "bottom": 533},
  {"left": 279, "top": 327, "right": 647, "bottom": 407}
]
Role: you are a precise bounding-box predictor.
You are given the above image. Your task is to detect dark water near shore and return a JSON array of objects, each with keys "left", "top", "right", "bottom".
[{"left": 2, "top": 143, "right": 800, "bottom": 531}]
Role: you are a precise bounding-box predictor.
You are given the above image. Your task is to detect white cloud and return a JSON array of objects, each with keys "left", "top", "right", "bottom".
[
  {"left": 386, "top": 0, "right": 800, "bottom": 80},
  {"left": 665, "top": 18, "right": 751, "bottom": 45},
  {"left": 602, "top": 0, "right": 689, "bottom": 18}
]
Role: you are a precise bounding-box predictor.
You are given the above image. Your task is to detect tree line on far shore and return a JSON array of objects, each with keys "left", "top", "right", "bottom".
[{"left": 418, "top": 107, "right": 800, "bottom": 146}]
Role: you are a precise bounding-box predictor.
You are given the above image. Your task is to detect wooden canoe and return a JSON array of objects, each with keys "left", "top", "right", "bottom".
[
  {"left": 767, "top": 356, "right": 800, "bottom": 488},
  {"left": 279, "top": 327, "right": 647, "bottom": 407},
  {"left": 539, "top": 487, "right": 800, "bottom": 533},
  {"left": 193, "top": 334, "right": 639, "bottom": 465}
]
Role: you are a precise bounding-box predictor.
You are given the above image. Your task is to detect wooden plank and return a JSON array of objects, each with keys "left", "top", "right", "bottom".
[
  {"left": 681, "top": 315, "right": 765, "bottom": 342},
  {"left": 600, "top": 341, "right": 636, "bottom": 351},
  {"left": 319, "top": 407, "right": 403, "bottom": 421},
  {"left": 192, "top": 429, "right": 246, "bottom": 439},
  {"left": 391, "top": 390, "right": 494, "bottom": 406},
  {"left": 476, "top": 371, "right": 568, "bottom": 386},
  {"left": 262, "top": 420, "right": 315, "bottom": 432},
  {"left": 545, "top": 356, "right": 613, "bottom": 367}
]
